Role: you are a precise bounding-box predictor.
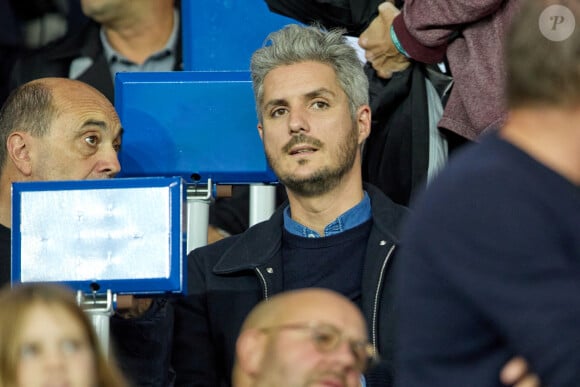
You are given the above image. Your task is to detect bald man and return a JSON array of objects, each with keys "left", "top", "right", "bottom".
[
  {"left": 233, "top": 288, "right": 538, "bottom": 387},
  {"left": 0, "top": 77, "right": 122, "bottom": 275},
  {"left": 233, "top": 288, "right": 373, "bottom": 387},
  {"left": 0, "top": 77, "right": 173, "bottom": 386}
]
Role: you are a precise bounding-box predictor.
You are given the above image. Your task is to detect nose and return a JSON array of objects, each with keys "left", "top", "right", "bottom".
[
  {"left": 43, "top": 349, "right": 66, "bottom": 372},
  {"left": 97, "top": 146, "right": 121, "bottom": 178},
  {"left": 330, "top": 339, "right": 359, "bottom": 371},
  {"left": 288, "top": 108, "right": 309, "bottom": 135}
]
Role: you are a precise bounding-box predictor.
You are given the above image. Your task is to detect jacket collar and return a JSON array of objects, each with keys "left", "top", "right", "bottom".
[
  {"left": 213, "top": 205, "right": 285, "bottom": 274},
  {"left": 365, "top": 183, "right": 407, "bottom": 243},
  {"left": 212, "top": 183, "right": 408, "bottom": 274}
]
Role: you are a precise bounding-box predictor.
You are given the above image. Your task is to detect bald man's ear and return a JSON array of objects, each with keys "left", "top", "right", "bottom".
[
  {"left": 7, "top": 132, "right": 33, "bottom": 176},
  {"left": 236, "top": 329, "right": 267, "bottom": 377}
]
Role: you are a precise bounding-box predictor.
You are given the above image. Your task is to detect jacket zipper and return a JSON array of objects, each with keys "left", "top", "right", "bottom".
[
  {"left": 255, "top": 242, "right": 394, "bottom": 345},
  {"left": 372, "top": 244, "right": 396, "bottom": 349},
  {"left": 255, "top": 267, "right": 269, "bottom": 300}
]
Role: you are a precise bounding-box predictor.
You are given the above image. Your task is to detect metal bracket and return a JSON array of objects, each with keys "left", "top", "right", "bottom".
[
  {"left": 76, "top": 289, "right": 115, "bottom": 358},
  {"left": 186, "top": 178, "right": 212, "bottom": 252}
]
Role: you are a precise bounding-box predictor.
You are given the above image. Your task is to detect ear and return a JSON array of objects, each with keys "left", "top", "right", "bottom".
[
  {"left": 257, "top": 123, "right": 264, "bottom": 141},
  {"left": 356, "top": 105, "right": 371, "bottom": 144},
  {"left": 236, "top": 329, "right": 267, "bottom": 377},
  {"left": 6, "top": 132, "right": 33, "bottom": 176}
]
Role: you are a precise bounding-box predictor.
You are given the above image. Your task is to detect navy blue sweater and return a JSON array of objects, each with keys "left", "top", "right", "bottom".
[{"left": 396, "top": 132, "right": 580, "bottom": 387}]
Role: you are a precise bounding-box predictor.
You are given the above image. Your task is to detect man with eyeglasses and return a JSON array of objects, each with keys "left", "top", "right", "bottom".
[{"left": 233, "top": 288, "right": 374, "bottom": 387}]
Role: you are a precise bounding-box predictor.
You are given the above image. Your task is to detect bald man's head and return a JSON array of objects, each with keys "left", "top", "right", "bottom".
[
  {"left": 0, "top": 77, "right": 123, "bottom": 227},
  {"left": 0, "top": 78, "right": 118, "bottom": 168},
  {"left": 233, "top": 288, "right": 373, "bottom": 387}
]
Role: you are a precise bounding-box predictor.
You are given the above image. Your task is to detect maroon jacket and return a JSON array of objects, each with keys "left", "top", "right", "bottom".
[{"left": 393, "top": 0, "right": 522, "bottom": 140}]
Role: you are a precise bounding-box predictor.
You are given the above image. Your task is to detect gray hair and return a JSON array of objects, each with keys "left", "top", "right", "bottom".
[
  {"left": 250, "top": 24, "right": 369, "bottom": 122},
  {"left": 0, "top": 82, "right": 56, "bottom": 169},
  {"left": 506, "top": 0, "right": 580, "bottom": 108}
]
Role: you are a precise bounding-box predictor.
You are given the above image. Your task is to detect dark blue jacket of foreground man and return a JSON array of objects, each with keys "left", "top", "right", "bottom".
[
  {"left": 171, "top": 184, "right": 408, "bottom": 387},
  {"left": 395, "top": 132, "right": 580, "bottom": 387}
]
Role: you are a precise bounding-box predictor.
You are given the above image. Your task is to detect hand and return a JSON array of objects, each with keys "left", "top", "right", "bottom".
[
  {"left": 116, "top": 296, "right": 153, "bottom": 319},
  {"left": 500, "top": 357, "right": 541, "bottom": 387},
  {"left": 208, "top": 225, "right": 230, "bottom": 244},
  {"left": 358, "top": 2, "right": 410, "bottom": 79}
]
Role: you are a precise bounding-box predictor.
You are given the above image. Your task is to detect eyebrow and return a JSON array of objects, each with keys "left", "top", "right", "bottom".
[
  {"left": 81, "top": 119, "right": 107, "bottom": 131},
  {"left": 262, "top": 87, "right": 337, "bottom": 112},
  {"left": 77, "top": 119, "right": 123, "bottom": 138},
  {"left": 304, "top": 87, "right": 336, "bottom": 100}
]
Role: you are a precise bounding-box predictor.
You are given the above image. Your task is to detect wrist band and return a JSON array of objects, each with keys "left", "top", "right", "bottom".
[{"left": 390, "top": 24, "right": 410, "bottom": 58}]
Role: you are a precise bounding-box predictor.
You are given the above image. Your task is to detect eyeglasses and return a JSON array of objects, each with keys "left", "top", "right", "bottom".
[{"left": 258, "top": 321, "right": 379, "bottom": 372}]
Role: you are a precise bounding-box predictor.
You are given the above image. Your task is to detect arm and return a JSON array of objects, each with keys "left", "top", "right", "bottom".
[
  {"left": 110, "top": 298, "right": 175, "bottom": 386},
  {"left": 357, "top": 0, "right": 471, "bottom": 77},
  {"left": 358, "top": 2, "right": 411, "bottom": 79},
  {"left": 448, "top": 211, "right": 580, "bottom": 386},
  {"left": 394, "top": 0, "right": 506, "bottom": 58},
  {"left": 438, "top": 193, "right": 578, "bottom": 383}
]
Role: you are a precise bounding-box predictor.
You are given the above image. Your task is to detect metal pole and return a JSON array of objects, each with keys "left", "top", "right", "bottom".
[
  {"left": 77, "top": 289, "right": 115, "bottom": 358},
  {"left": 186, "top": 179, "right": 212, "bottom": 253},
  {"left": 249, "top": 184, "right": 276, "bottom": 226}
]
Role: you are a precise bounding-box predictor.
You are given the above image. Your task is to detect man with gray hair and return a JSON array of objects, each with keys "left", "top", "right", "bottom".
[
  {"left": 172, "top": 23, "right": 541, "bottom": 387},
  {"left": 171, "top": 24, "right": 408, "bottom": 386},
  {"left": 396, "top": 0, "right": 580, "bottom": 386}
]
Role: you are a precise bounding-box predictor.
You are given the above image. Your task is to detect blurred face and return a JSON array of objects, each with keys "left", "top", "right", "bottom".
[
  {"left": 255, "top": 299, "right": 369, "bottom": 387},
  {"left": 27, "top": 83, "right": 122, "bottom": 181},
  {"left": 257, "top": 61, "right": 369, "bottom": 197},
  {"left": 80, "top": 0, "right": 128, "bottom": 23},
  {"left": 16, "top": 303, "right": 97, "bottom": 387}
]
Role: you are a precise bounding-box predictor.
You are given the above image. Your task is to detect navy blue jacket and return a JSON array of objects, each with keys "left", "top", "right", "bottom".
[
  {"left": 396, "top": 133, "right": 580, "bottom": 387},
  {"left": 172, "top": 184, "right": 408, "bottom": 386}
]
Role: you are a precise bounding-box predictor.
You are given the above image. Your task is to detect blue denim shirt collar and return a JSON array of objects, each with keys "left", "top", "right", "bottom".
[{"left": 283, "top": 191, "right": 371, "bottom": 238}]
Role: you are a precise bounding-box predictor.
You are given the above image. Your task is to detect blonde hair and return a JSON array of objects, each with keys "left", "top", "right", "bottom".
[{"left": 0, "top": 283, "right": 128, "bottom": 387}]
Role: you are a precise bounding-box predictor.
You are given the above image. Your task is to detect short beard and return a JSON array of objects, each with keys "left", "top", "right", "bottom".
[{"left": 267, "top": 124, "right": 359, "bottom": 198}]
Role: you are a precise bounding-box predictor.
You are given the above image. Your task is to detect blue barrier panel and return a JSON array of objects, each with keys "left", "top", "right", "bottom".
[
  {"left": 12, "top": 177, "right": 186, "bottom": 296},
  {"left": 182, "top": 0, "right": 297, "bottom": 71},
  {"left": 115, "top": 71, "right": 277, "bottom": 184}
]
